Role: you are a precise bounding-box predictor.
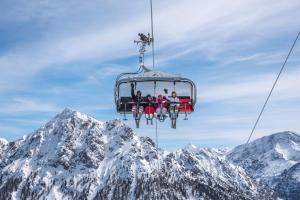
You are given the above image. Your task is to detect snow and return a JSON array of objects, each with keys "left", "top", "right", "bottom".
[
  {"left": 0, "top": 138, "right": 8, "bottom": 145},
  {"left": 11, "top": 191, "right": 17, "bottom": 200},
  {"left": 291, "top": 140, "right": 300, "bottom": 151},
  {"left": 293, "top": 171, "right": 300, "bottom": 180},
  {"left": 227, "top": 131, "right": 300, "bottom": 199},
  {"left": 0, "top": 108, "right": 277, "bottom": 199},
  {"left": 275, "top": 141, "right": 300, "bottom": 161},
  {"left": 263, "top": 160, "right": 297, "bottom": 177},
  {"left": 49, "top": 186, "right": 64, "bottom": 200},
  {"left": 0, "top": 138, "right": 8, "bottom": 158},
  {"left": 228, "top": 131, "right": 300, "bottom": 176}
]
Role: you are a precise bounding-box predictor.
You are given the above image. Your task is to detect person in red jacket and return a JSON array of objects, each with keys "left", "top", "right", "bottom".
[
  {"left": 155, "top": 94, "right": 168, "bottom": 121},
  {"left": 144, "top": 94, "right": 155, "bottom": 125}
]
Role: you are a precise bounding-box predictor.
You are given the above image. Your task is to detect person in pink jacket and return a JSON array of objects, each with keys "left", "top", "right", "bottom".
[{"left": 155, "top": 94, "right": 168, "bottom": 121}]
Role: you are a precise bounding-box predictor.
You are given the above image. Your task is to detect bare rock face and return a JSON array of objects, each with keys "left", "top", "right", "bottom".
[
  {"left": 0, "top": 109, "right": 276, "bottom": 200},
  {"left": 227, "top": 131, "right": 300, "bottom": 200}
]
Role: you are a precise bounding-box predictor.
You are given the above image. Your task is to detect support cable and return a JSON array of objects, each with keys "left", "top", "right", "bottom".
[
  {"left": 244, "top": 32, "right": 299, "bottom": 147},
  {"left": 150, "top": 0, "right": 155, "bottom": 70},
  {"left": 149, "top": 0, "right": 159, "bottom": 168},
  {"left": 233, "top": 31, "right": 300, "bottom": 176},
  {"left": 150, "top": 0, "right": 161, "bottom": 197},
  {"left": 154, "top": 82, "right": 159, "bottom": 168}
]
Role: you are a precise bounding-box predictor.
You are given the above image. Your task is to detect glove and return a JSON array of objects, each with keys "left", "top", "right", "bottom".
[{"left": 164, "top": 89, "right": 168, "bottom": 94}]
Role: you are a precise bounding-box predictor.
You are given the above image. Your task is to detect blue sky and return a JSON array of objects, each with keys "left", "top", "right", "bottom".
[{"left": 0, "top": 0, "right": 300, "bottom": 150}]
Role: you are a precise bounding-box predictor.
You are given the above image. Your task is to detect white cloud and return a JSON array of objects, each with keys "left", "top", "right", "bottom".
[
  {"left": 0, "top": 98, "right": 61, "bottom": 114},
  {"left": 199, "top": 68, "right": 300, "bottom": 103},
  {"left": 1, "top": 0, "right": 300, "bottom": 92},
  {"left": 1, "top": 0, "right": 300, "bottom": 148}
]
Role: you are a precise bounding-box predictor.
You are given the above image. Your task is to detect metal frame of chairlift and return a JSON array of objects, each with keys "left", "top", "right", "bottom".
[
  {"left": 114, "top": 33, "right": 197, "bottom": 127},
  {"left": 114, "top": 78, "right": 196, "bottom": 121}
]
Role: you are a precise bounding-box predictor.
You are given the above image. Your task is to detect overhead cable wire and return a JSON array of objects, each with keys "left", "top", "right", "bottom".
[
  {"left": 234, "top": 31, "right": 300, "bottom": 176},
  {"left": 150, "top": 0, "right": 161, "bottom": 196},
  {"left": 150, "top": 0, "right": 155, "bottom": 70},
  {"left": 244, "top": 31, "right": 300, "bottom": 147}
]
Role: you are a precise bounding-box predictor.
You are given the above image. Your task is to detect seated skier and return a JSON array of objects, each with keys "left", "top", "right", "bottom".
[
  {"left": 144, "top": 94, "right": 155, "bottom": 125},
  {"left": 131, "top": 83, "right": 145, "bottom": 120},
  {"left": 155, "top": 92, "right": 168, "bottom": 121},
  {"left": 168, "top": 91, "right": 180, "bottom": 118}
]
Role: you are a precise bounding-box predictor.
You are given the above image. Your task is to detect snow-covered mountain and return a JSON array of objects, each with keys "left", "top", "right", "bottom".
[
  {"left": 0, "top": 138, "right": 8, "bottom": 161},
  {"left": 0, "top": 109, "right": 275, "bottom": 200},
  {"left": 227, "top": 131, "right": 300, "bottom": 200}
]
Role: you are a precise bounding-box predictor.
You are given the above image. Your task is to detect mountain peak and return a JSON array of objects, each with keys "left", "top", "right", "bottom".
[
  {"left": 266, "top": 131, "right": 300, "bottom": 140},
  {"left": 184, "top": 143, "right": 198, "bottom": 151},
  {"left": 57, "top": 108, "right": 93, "bottom": 121},
  {"left": 227, "top": 131, "right": 300, "bottom": 199},
  {"left": 38, "top": 108, "right": 104, "bottom": 139},
  {"left": 0, "top": 109, "right": 276, "bottom": 200},
  {"left": 0, "top": 138, "right": 8, "bottom": 146},
  {"left": 228, "top": 131, "right": 300, "bottom": 156},
  {"left": 0, "top": 138, "right": 8, "bottom": 158}
]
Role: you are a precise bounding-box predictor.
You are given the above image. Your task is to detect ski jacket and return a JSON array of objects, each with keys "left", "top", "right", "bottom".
[
  {"left": 156, "top": 97, "right": 168, "bottom": 108},
  {"left": 167, "top": 96, "right": 180, "bottom": 107},
  {"left": 131, "top": 86, "right": 146, "bottom": 107}
]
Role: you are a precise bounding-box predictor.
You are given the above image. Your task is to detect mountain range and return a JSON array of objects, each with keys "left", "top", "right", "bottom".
[
  {"left": 227, "top": 131, "right": 300, "bottom": 200},
  {"left": 0, "top": 108, "right": 299, "bottom": 199}
]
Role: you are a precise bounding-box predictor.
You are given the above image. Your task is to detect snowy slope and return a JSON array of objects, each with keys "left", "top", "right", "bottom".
[
  {"left": 0, "top": 109, "right": 275, "bottom": 200},
  {"left": 0, "top": 138, "right": 8, "bottom": 161},
  {"left": 227, "top": 131, "right": 300, "bottom": 200},
  {"left": 0, "top": 138, "right": 8, "bottom": 149}
]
